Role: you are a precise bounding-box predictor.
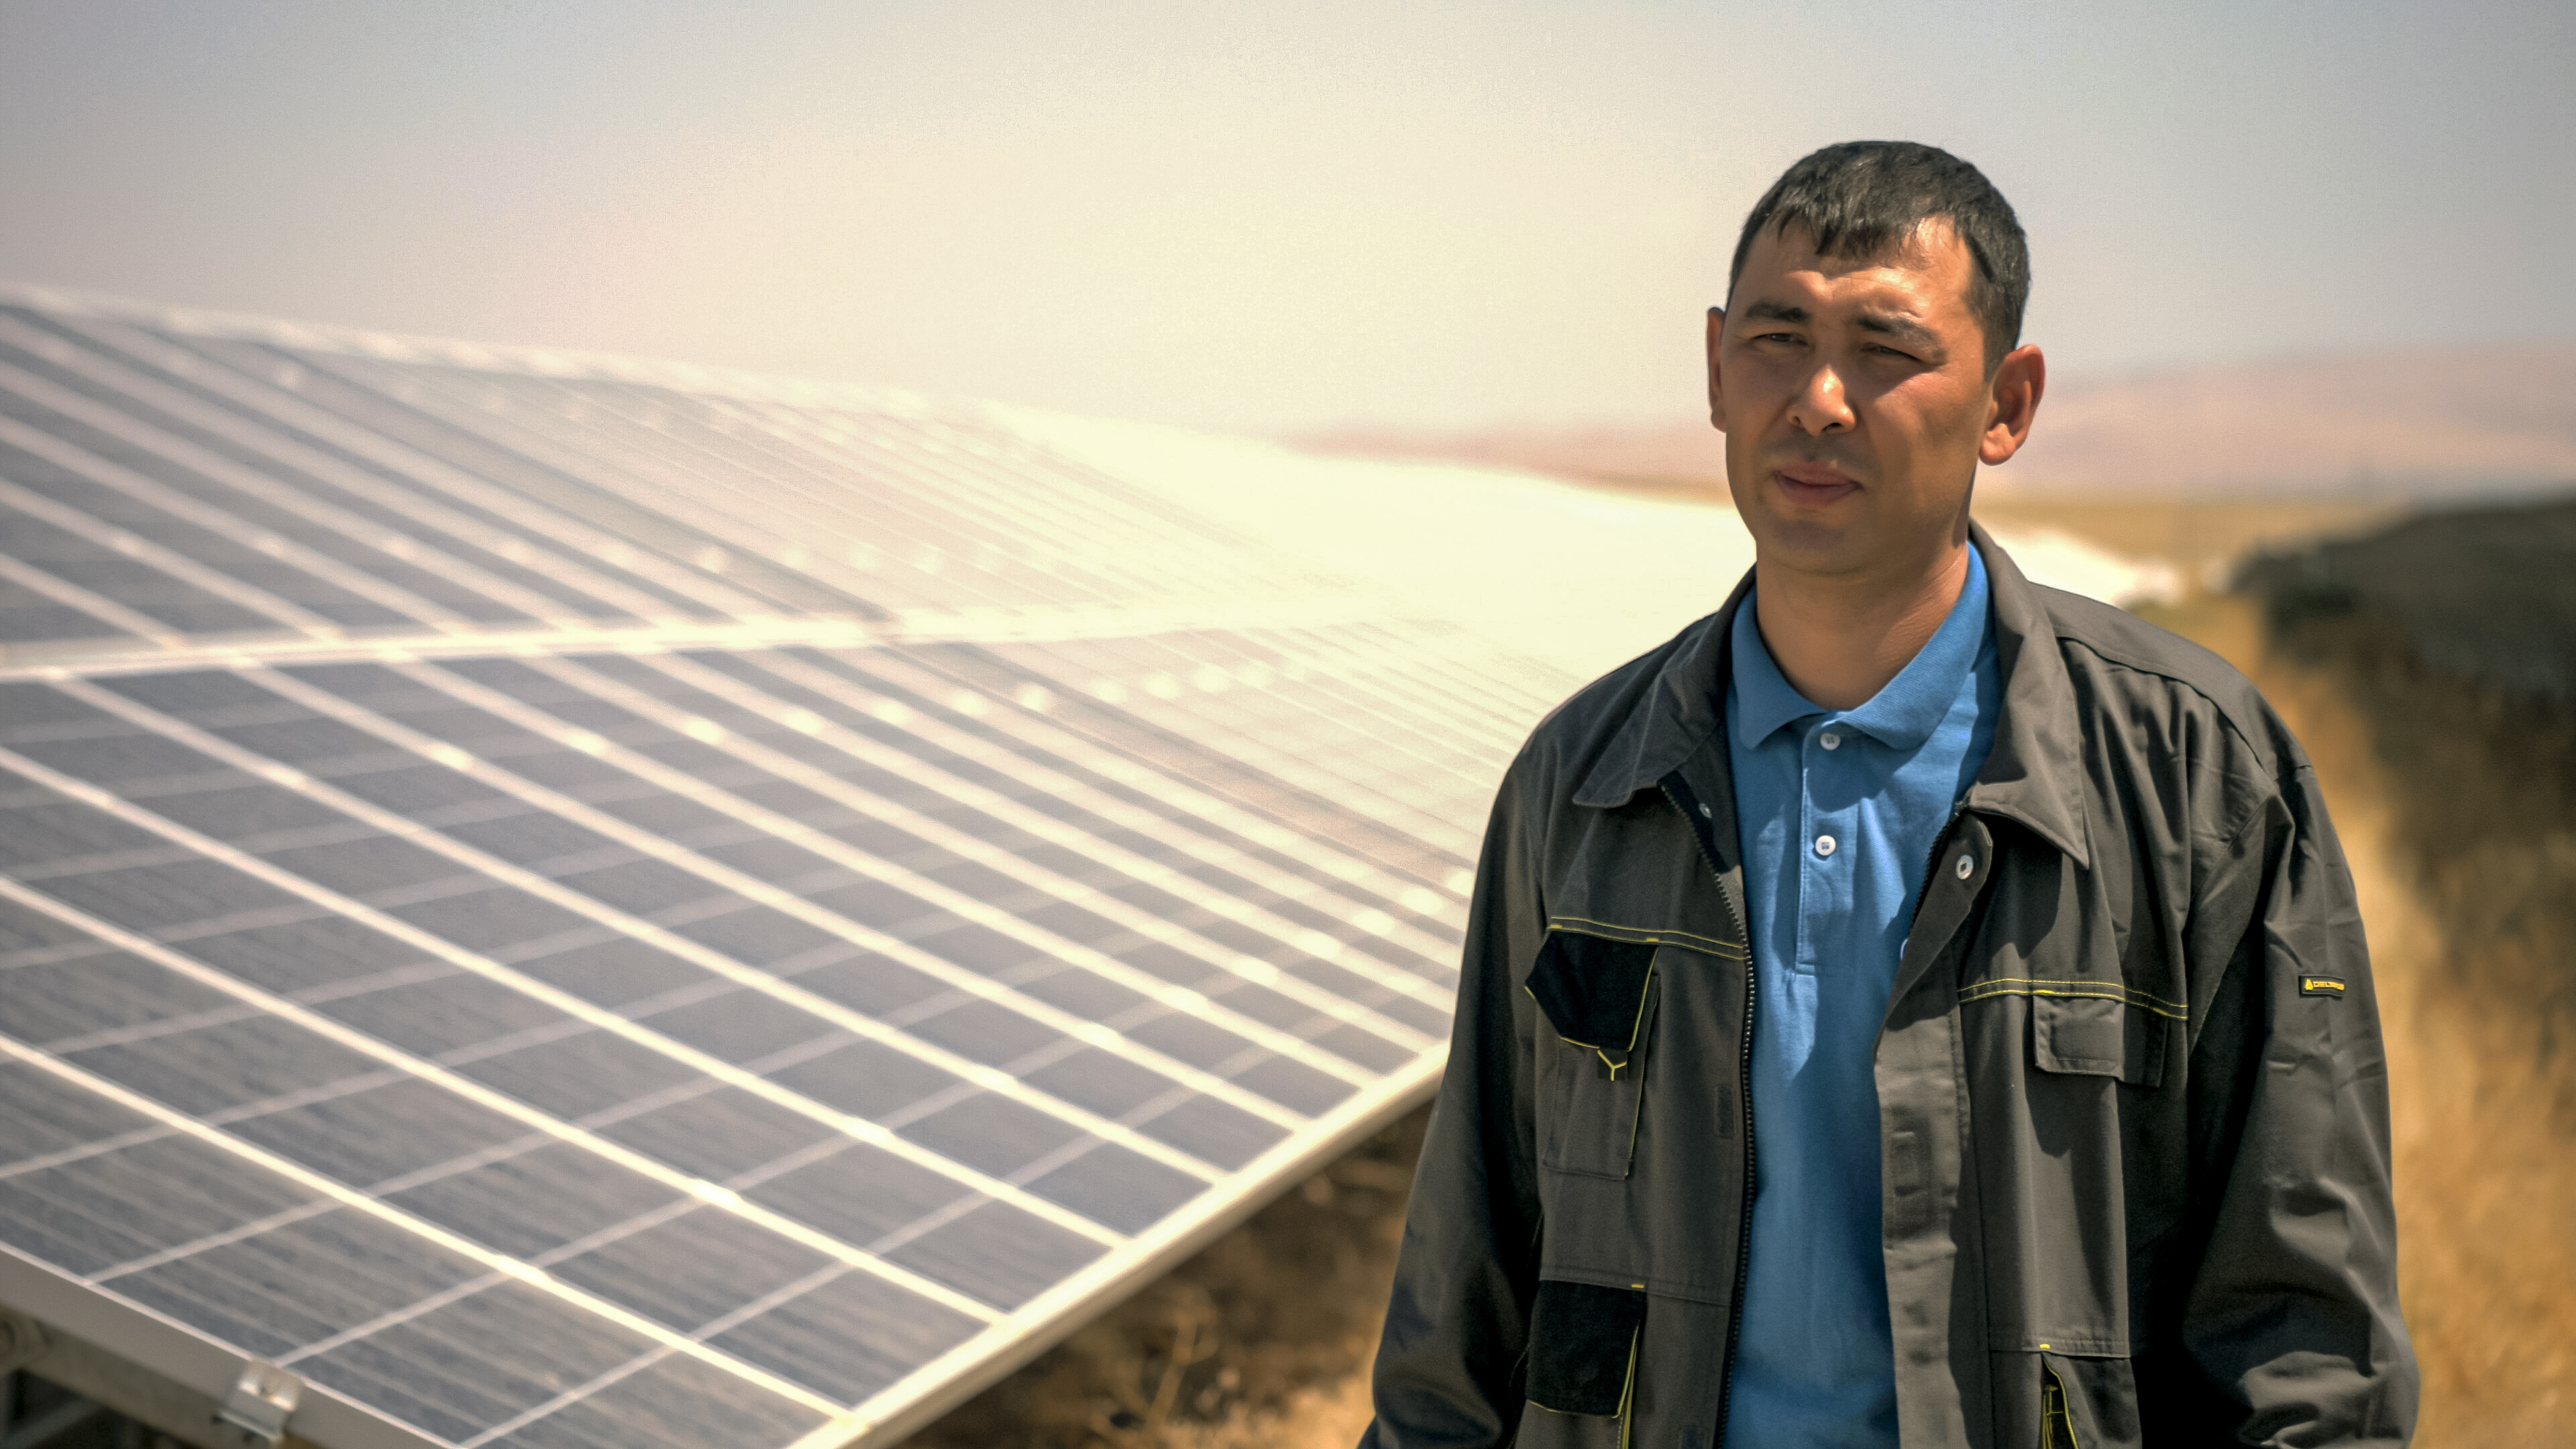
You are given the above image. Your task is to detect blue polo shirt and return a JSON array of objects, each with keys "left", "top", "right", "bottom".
[{"left": 1720, "top": 548, "right": 2000, "bottom": 1448}]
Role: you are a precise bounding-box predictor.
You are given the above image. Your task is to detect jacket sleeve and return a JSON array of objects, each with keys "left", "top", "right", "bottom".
[
  {"left": 1358, "top": 754, "right": 1549, "bottom": 1449},
  {"left": 2174, "top": 759, "right": 2418, "bottom": 1446}
]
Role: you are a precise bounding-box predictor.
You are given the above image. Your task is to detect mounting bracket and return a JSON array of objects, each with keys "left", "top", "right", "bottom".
[{"left": 212, "top": 1358, "right": 303, "bottom": 1448}]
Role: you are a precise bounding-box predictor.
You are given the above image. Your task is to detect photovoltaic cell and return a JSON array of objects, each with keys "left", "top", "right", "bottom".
[{"left": 0, "top": 286, "right": 1576, "bottom": 1449}]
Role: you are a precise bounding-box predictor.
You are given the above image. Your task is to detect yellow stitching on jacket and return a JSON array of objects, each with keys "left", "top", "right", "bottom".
[
  {"left": 1616, "top": 1326, "right": 1640, "bottom": 1449},
  {"left": 2043, "top": 1363, "right": 2083, "bottom": 1449},
  {"left": 1962, "top": 975, "right": 2186, "bottom": 1010},
  {"left": 1521, "top": 985, "right": 1604, "bottom": 1051},
  {"left": 1956, "top": 977, "right": 2189, "bottom": 1021},
  {"left": 1524, "top": 961, "right": 1659, "bottom": 1064},
  {"left": 1546, "top": 916, "right": 1745, "bottom": 959}
]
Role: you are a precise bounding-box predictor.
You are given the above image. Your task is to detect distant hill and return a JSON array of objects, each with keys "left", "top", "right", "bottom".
[{"left": 1295, "top": 341, "right": 2576, "bottom": 500}]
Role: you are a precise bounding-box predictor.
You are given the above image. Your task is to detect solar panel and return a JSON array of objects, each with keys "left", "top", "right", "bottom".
[{"left": 0, "top": 288, "right": 1576, "bottom": 1448}]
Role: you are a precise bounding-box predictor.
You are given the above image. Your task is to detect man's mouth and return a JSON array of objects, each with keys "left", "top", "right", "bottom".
[{"left": 1771, "top": 460, "right": 1862, "bottom": 504}]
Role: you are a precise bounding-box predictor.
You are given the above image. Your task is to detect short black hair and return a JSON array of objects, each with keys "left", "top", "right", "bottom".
[{"left": 1727, "top": 141, "right": 2030, "bottom": 372}]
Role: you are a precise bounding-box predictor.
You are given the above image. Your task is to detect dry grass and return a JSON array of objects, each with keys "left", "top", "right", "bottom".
[
  {"left": 1970, "top": 494, "right": 2402, "bottom": 582},
  {"left": 2139, "top": 592, "right": 2576, "bottom": 1444}
]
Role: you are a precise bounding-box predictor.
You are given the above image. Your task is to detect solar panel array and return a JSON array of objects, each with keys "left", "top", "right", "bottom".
[{"left": 0, "top": 291, "right": 1572, "bottom": 1449}]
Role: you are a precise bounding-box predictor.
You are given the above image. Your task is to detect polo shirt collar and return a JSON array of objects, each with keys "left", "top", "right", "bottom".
[
  {"left": 1572, "top": 525, "right": 2088, "bottom": 869},
  {"left": 1728, "top": 547, "right": 1991, "bottom": 753}
]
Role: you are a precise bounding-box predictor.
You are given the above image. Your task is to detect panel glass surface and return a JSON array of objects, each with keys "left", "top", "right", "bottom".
[{"left": 0, "top": 292, "right": 1574, "bottom": 1449}]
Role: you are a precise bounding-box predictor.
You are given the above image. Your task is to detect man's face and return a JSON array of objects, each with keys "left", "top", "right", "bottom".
[{"left": 1707, "top": 219, "right": 2037, "bottom": 581}]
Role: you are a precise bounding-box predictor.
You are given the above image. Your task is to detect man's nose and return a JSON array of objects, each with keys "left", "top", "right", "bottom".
[{"left": 1787, "top": 364, "right": 1855, "bottom": 435}]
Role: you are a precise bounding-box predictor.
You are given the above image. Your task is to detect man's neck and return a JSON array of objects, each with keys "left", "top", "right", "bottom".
[{"left": 1751, "top": 538, "right": 1974, "bottom": 711}]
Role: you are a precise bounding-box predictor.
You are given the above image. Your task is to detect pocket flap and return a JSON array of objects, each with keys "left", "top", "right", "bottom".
[
  {"left": 1524, "top": 931, "right": 1656, "bottom": 1069},
  {"left": 2033, "top": 995, "right": 2167, "bottom": 1087},
  {"left": 1527, "top": 1279, "right": 1646, "bottom": 1417}
]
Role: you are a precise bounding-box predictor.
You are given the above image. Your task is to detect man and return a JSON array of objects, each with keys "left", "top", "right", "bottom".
[{"left": 1358, "top": 142, "right": 2415, "bottom": 1448}]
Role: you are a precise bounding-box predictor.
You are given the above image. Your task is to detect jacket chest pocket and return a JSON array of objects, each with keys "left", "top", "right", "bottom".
[
  {"left": 1960, "top": 973, "right": 2180, "bottom": 1088},
  {"left": 1527, "top": 930, "right": 1662, "bottom": 1179},
  {"left": 2030, "top": 991, "right": 2172, "bottom": 1087}
]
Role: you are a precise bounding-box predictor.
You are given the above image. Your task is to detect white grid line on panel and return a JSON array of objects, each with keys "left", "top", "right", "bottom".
[
  {"left": 1055, "top": 669, "right": 1479, "bottom": 863},
  {"left": 594, "top": 374, "right": 1266, "bottom": 614},
  {"left": 5, "top": 701, "right": 1174, "bottom": 1232},
  {"left": 0, "top": 363, "right": 492, "bottom": 629},
  {"left": 278, "top": 352, "right": 823, "bottom": 619},
  {"left": 636, "top": 649, "right": 1464, "bottom": 998},
  {"left": 686, "top": 392, "right": 1225, "bottom": 606},
  {"left": 0, "top": 326, "right": 622, "bottom": 627},
  {"left": 1294, "top": 633, "right": 1543, "bottom": 768},
  {"left": 1230, "top": 629, "right": 1529, "bottom": 765},
  {"left": 1129, "top": 637, "right": 1501, "bottom": 804},
  {"left": 1342, "top": 621, "right": 1570, "bottom": 742},
  {"left": 229, "top": 665, "right": 1300, "bottom": 1160},
  {"left": 0, "top": 551, "right": 175, "bottom": 645},
  {"left": 90, "top": 1193, "right": 343, "bottom": 1285},
  {"left": 0, "top": 472, "right": 339, "bottom": 635},
  {"left": 820, "top": 1047, "right": 1446, "bottom": 1449},
  {"left": 505, "top": 381, "right": 1076, "bottom": 614},
  {"left": 1029, "top": 658, "right": 1478, "bottom": 868},
  {"left": 343, "top": 368, "right": 933, "bottom": 618},
  {"left": 806, "top": 649, "right": 1469, "bottom": 928},
  {"left": 1092, "top": 641, "right": 1493, "bottom": 828},
  {"left": 55, "top": 315, "right": 775, "bottom": 622},
  {"left": 273, "top": 657, "right": 1338, "bottom": 1124},
  {"left": 530, "top": 652, "right": 1446, "bottom": 1039},
  {"left": 0, "top": 601, "right": 1407, "bottom": 684},
  {"left": 323, "top": 374, "right": 851, "bottom": 616},
  {"left": 0, "top": 748, "right": 1165, "bottom": 1271},
  {"left": 698, "top": 402, "right": 1147, "bottom": 603},
  {"left": 455, "top": 1258, "right": 860, "bottom": 1449},
  {"left": 684, "top": 392, "right": 1141, "bottom": 584},
  {"left": 0, "top": 868, "right": 1020, "bottom": 1319},
  {"left": 741, "top": 655, "right": 1469, "bottom": 967},
  {"left": 0, "top": 1027, "right": 850, "bottom": 1419},
  {"left": 0, "top": 618, "right": 877, "bottom": 679},
  {"left": 0, "top": 1121, "right": 178, "bottom": 1185},
  {"left": 1, "top": 282, "right": 920, "bottom": 417},
  {"left": 369, "top": 658, "right": 1381, "bottom": 1095},
  {"left": 531, "top": 372, "right": 1241, "bottom": 613},
  {"left": 74, "top": 675, "right": 1250, "bottom": 1184}
]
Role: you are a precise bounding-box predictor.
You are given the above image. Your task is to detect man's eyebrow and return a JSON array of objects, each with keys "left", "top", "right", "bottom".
[
  {"left": 1853, "top": 309, "right": 1937, "bottom": 345},
  {"left": 1739, "top": 300, "right": 1809, "bottom": 324}
]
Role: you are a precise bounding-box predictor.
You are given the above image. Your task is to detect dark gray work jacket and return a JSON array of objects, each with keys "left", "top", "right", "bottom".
[{"left": 1360, "top": 528, "right": 2416, "bottom": 1448}]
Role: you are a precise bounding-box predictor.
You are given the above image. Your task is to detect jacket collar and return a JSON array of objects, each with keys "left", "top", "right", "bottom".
[{"left": 1570, "top": 521, "right": 2093, "bottom": 869}]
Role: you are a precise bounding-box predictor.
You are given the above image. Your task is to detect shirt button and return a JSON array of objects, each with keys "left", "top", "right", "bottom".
[
  {"left": 1699, "top": 802, "right": 1713, "bottom": 818},
  {"left": 1815, "top": 834, "right": 1837, "bottom": 858},
  {"left": 1819, "top": 732, "right": 1841, "bottom": 750},
  {"left": 1955, "top": 852, "right": 1975, "bottom": 879}
]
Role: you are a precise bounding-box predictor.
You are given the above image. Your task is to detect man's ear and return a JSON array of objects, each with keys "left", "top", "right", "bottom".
[
  {"left": 1978, "top": 343, "right": 2046, "bottom": 466},
  {"left": 1706, "top": 306, "right": 1727, "bottom": 433}
]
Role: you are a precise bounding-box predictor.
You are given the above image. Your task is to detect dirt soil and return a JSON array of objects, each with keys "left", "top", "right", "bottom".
[{"left": 904, "top": 504, "right": 2574, "bottom": 1449}]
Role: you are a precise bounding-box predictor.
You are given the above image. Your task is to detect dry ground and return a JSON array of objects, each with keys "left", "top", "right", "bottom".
[
  {"left": 2143, "top": 594, "right": 2576, "bottom": 1445},
  {"left": 902, "top": 502, "right": 2573, "bottom": 1448}
]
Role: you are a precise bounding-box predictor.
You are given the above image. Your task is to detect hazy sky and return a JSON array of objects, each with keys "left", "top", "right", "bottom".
[{"left": 3, "top": 1, "right": 2569, "bottom": 432}]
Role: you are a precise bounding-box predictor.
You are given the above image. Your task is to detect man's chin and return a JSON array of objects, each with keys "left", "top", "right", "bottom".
[{"left": 1746, "top": 511, "right": 1878, "bottom": 576}]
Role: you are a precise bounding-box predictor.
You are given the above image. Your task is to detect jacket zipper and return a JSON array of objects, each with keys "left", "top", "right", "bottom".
[
  {"left": 1658, "top": 776, "right": 1755, "bottom": 1443},
  {"left": 1671, "top": 786, "right": 1972, "bottom": 1444}
]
